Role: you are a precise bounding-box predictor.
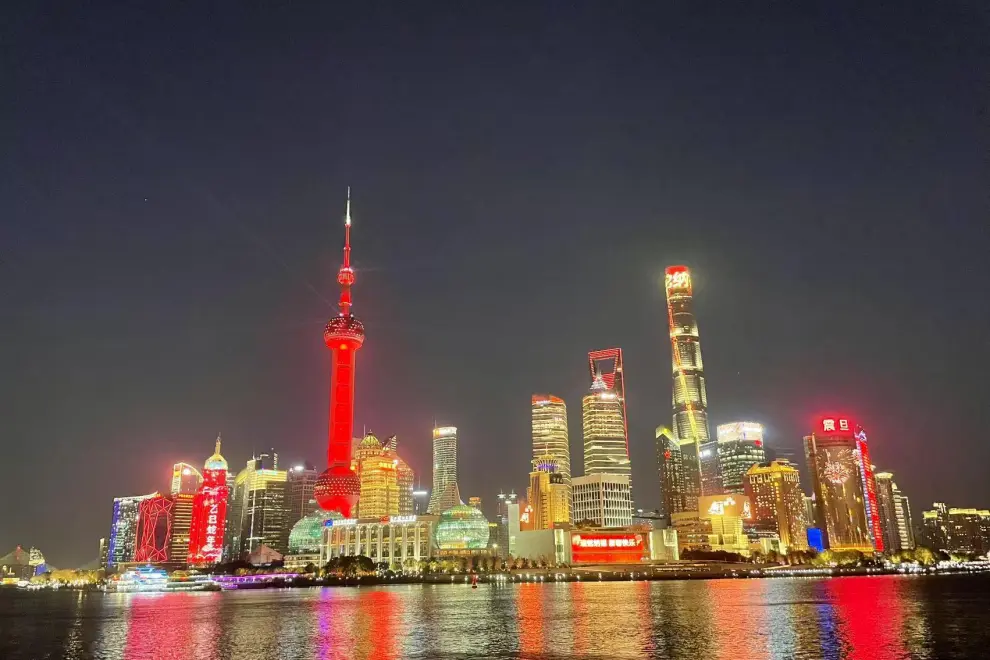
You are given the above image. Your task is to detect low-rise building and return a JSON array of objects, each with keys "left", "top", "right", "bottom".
[{"left": 321, "top": 515, "right": 439, "bottom": 567}]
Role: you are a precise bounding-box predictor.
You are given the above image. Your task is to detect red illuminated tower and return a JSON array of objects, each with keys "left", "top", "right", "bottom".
[{"left": 314, "top": 190, "right": 365, "bottom": 516}]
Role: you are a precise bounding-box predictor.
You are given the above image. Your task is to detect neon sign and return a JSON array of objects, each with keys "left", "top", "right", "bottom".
[
  {"left": 388, "top": 515, "right": 417, "bottom": 524},
  {"left": 821, "top": 418, "right": 852, "bottom": 434},
  {"left": 664, "top": 266, "right": 692, "bottom": 294},
  {"left": 570, "top": 533, "right": 646, "bottom": 564},
  {"left": 572, "top": 534, "right": 642, "bottom": 549},
  {"left": 325, "top": 518, "right": 357, "bottom": 527}
]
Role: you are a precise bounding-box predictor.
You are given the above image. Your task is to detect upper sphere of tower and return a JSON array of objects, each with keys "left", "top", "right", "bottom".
[
  {"left": 324, "top": 314, "right": 365, "bottom": 348},
  {"left": 337, "top": 266, "right": 355, "bottom": 287},
  {"left": 204, "top": 435, "right": 228, "bottom": 471}
]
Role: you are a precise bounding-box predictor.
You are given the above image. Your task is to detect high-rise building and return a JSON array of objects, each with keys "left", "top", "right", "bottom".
[
  {"left": 717, "top": 422, "right": 767, "bottom": 494},
  {"left": 169, "top": 493, "right": 194, "bottom": 568},
  {"left": 582, "top": 374, "right": 631, "bottom": 481},
  {"left": 356, "top": 433, "right": 400, "bottom": 518},
  {"left": 572, "top": 474, "right": 632, "bottom": 528},
  {"left": 314, "top": 191, "right": 364, "bottom": 517},
  {"left": 230, "top": 453, "right": 288, "bottom": 556},
  {"left": 663, "top": 265, "right": 712, "bottom": 511},
  {"left": 922, "top": 503, "right": 990, "bottom": 555},
  {"left": 286, "top": 463, "right": 319, "bottom": 532},
  {"left": 135, "top": 493, "right": 174, "bottom": 564},
  {"left": 656, "top": 426, "right": 684, "bottom": 517},
  {"left": 428, "top": 425, "right": 460, "bottom": 514},
  {"left": 188, "top": 435, "right": 230, "bottom": 566},
  {"left": 107, "top": 492, "right": 155, "bottom": 567},
  {"left": 532, "top": 395, "right": 571, "bottom": 521},
  {"left": 170, "top": 463, "right": 203, "bottom": 496},
  {"left": 495, "top": 491, "right": 517, "bottom": 560},
  {"left": 526, "top": 455, "right": 569, "bottom": 530},
  {"left": 744, "top": 460, "right": 808, "bottom": 554},
  {"left": 98, "top": 538, "right": 108, "bottom": 570},
  {"left": 894, "top": 488, "right": 915, "bottom": 551},
  {"left": 587, "top": 349, "right": 629, "bottom": 465},
  {"left": 803, "top": 416, "right": 881, "bottom": 553},
  {"left": 874, "top": 472, "right": 900, "bottom": 552}
]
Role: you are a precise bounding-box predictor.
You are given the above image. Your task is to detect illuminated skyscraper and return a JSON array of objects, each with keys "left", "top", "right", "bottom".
[
  {"left": 231, "top": 453, "right": 288, "bottom": 556},
  {"left": 495, "top": 491, "right": 517, "bottom": 559},
  {"left": 588, "top": 349, "right": 629, "bottom": 461},
  {"left": 107, "top": 492, "right": 155, "bottom": 567},
  {"left": 875, "top": 471, "right": 915, "bottom": 552},
  {"left": 526, "top": 454, "right": 569, "bottom": 530},
  {"left": 428, "top": 425, "right": 460, "bottom": 514},
  {"left": 664, "top": 265, "right": 711, "bottom": 511},
  {"left": 717, "top": 422, "right": 767, "bottom": 494},
  {"left": 531, "top": 394, "right": 571, "bottom": 521},
  {"left": 656, "top": 426, "right": 684, "bottom": 517},
  {"left": 582, "top": 373, "right": 631, "bottom": 481},
  {"left": 135, "top": 493, "right": 174, "bottom": 564},
  {"left": 572, "top": 474, "right": 632, "bottom": 528},
  {"left": 188, "top": 435, "right": 230, "bottom": 566},
  {"left": 803, "top": 416, "right": 882, "bottom": 553},
  {"left": 169, "top": 493, "right": 194, "bottom": 568},
  {"left": 744, "top": 460, "right": 808, "bottom": 554},
  {"left": 356, "top": 433, "right": 400, "bottom": 517},
  {"left": 286, "top": 463, "right": 319, "bottom": 531},
  {"left": 170, "top": 463, "right": 203, "bottom": 496},
  {"left": 314, "top": 191, "right": 364, "bottom": 517}
]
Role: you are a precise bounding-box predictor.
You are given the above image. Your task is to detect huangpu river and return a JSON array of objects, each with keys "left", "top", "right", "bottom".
[{"left": 2, "top": 574, "right": 990, "bottom": 659}]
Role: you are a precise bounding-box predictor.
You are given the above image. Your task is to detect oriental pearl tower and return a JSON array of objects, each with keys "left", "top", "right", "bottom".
[{"left": 313, "top": 189, "right": 364, "bottom": 516}]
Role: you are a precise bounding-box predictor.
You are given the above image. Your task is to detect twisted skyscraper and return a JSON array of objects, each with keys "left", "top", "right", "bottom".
[
  {"left": 664, "top": 266, "right": 712, "bottom": 511},
  {"left": 314, "top": 191, "right": 365, "bottom": 517}
]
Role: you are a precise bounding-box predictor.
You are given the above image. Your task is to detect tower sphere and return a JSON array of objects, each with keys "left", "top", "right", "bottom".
[
  {"left": 314, "top": 464, "right": 361, "bottom": 515},
  {"left": 324, "top": 315, "right": 365, "bottom": 348}
]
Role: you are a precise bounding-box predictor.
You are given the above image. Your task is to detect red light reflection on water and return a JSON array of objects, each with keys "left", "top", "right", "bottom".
[
  {"left": 313, "top": 588, "right": 402, "bottom": 660},
  {"left": 124, "top": 594, "right": 195, "bottom": 660},
  {"left": 826, "top": 576, "right": 906, "bottom": 658},
  {"left": 517, "top": 582, "right": 547, "bottom": 655}
]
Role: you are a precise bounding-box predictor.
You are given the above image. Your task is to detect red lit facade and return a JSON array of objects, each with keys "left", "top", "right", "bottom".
[
  {"left": 570, "top": 532, "right": 647, "bottom": 564},
  {"left": 135, "top": 494, "right": 173, "bottom": 563},
  {"left": 187, "top": 436, "right": 230, "bottom": 566},
  {"left": 314, "top": 191, "right": 364, "bottom": 516}
]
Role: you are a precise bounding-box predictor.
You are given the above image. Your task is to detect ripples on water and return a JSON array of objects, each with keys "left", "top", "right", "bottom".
[{"left": 1, "top": 574, "right": 989, "bottom": 659}]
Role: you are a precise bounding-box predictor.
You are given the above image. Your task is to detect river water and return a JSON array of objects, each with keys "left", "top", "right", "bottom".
[{"left": 2, "top": 574, "right": 989, "bottom": 659}]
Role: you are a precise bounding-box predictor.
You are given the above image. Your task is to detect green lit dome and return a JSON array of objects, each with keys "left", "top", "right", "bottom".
[
  {"left": 435, "top": 504, "right": 490, "bottom": 550},
  {"left": 288, "top": 507, "right": 341, "bottom": 554}
]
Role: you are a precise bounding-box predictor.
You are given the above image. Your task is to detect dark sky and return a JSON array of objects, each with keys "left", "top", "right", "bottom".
[{"left": 3, "top": 3, "right": 988, "bottom": 567}]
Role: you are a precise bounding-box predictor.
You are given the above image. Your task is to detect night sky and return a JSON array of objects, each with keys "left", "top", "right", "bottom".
[{"left": 4, "top": 3, "right": 988, "bottom": 567}]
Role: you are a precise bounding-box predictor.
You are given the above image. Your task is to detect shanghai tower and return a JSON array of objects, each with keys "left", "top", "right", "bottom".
[
  {"left": 314, "top": 190, "right": 365, "bottom": 517},
  {"left": 664, "top": 265, "right": 713, "bottom": 511}
]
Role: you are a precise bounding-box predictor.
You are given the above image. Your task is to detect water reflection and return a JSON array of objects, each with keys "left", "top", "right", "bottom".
[{"left": 3, "top": 575, "right": 990, "bottom": 659}]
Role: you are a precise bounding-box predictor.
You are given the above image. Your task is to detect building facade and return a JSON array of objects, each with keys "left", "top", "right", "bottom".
[
  {"left": 744, "top": 460, "right": 808, "bottom": 554},
  {"left": 532, "top": 394, "right": 571, "bottom": 521},
  {"left": 187, "top": 435, "right": 230, "bottom": 566},
  {"left": 230, "top": 455, "right": 288, "bottom": 557},
  {"left": 582, "top": 374, "right": 631, "bottom": 481},
  {"left": 108, "top": 492, "right": 155, "bottom": 567},
  {"left": 656, "top": 426, "right": 685, "bottom": 518},
  {"left": 587, "top": 349, "right": 629, "bottom": 474},
  {"left": 428, "top": 426, "right": 460, "bottom": 514},
  {"left": 321, "top": 515, "right": 439, "bottom": 567},
  {"left": 572, "top": 474, "right": 632, "bottom": 528},
  {"left": 922, "top": 503, "right": 990, "bottom": 555},
  {"left": 170, "top": 463, "right": 203, "bottom": 496},
  {"left": 286, "top": 463, "right": 319, "bottom": 532},
  {"left": 527, "top": 456, "right": 569, "bottom": 530},
  {"left": 495, "top": 491, "right": 517, "bottom": 559},
  {"left": 717, "top": 422, "right": 767, "bottom": 494},
  {"left": 803, "top": 417, "right": 879, "bottom": 553},
  {"left": 663, "top": 266, "right": 712, "bottom": 513},
  {"left": 134, "top": 493, "right": 174, "bottom": 564}
]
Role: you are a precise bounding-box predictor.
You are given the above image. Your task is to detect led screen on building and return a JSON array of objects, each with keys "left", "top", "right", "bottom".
[{"left": 570, "top": 532, "right": 646, "bottom": 564}]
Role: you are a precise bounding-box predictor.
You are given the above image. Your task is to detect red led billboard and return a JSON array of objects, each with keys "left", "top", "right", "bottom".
[{"left": 570, "top": 533, "right": 646, "bottom": 564}]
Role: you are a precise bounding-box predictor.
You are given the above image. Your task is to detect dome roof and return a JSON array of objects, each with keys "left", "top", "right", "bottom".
[
  {"left": 359, "top": 433, "right": 382, "bottom": 449},
  {"left": 436, "top": 504, "right": 490, "bottom": 550},
  {"left": 288, "top": 507, "right": 342, "bottom": 554},
  {"left": 204, "top": 435, "right": 228, "bottom": 471}
]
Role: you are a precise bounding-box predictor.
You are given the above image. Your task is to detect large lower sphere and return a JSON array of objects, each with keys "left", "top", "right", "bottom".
[{"left": 314, "top": 465, "right": 360, "bottom": 517}]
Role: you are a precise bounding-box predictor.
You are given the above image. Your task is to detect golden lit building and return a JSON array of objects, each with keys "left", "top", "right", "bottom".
[
  {"left": 169, "top": 493, "right": 195, "bottom": 568},
  {"left": 532, "top": 395, "right": 571, "bottom": 521},
  {"left": 354, "top": 432, "right": 415, "bottom": 518},
  {"left": 744, "top": 460, "right": 808, "bottom": 553},
  {"left": 582, "top": 375, "right": 631, "bottom": 482},
  {"left": 526, "top": 455, "right": 569, "bottom": 530},
  {"left": 803, "top": 418, "right": 875, "bottom": 553},
  {"left": 698, "top": 494, "right": 752, "bottom": 555},
  {"left": 230, "top": 454, "right": 288, "bottom": 556}
]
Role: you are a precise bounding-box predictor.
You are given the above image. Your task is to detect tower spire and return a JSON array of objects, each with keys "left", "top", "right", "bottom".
[
  {"left": 215, "top": 433, "right": 222, "bottom": 455},
  {"left": 336, "top": 188, "right": 356, "bottom": 315}
]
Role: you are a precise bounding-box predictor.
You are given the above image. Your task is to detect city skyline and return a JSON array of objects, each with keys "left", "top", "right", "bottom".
[{"left": 4, "top": 4, "right": 988, "bottom": 568}]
